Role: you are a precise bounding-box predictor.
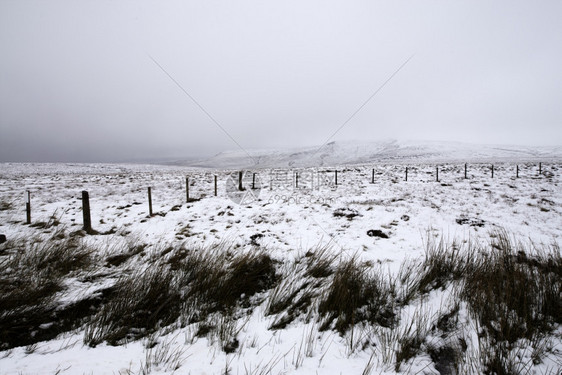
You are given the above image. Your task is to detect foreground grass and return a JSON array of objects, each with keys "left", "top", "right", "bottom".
[
  {"left": 0, "top": 229, "right": 560, "bottom": 374},
  {"left": 0, "top": 233, "right": 96, "bottom": 349}
]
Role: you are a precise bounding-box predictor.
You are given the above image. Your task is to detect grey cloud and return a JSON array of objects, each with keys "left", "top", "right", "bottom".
[{"left": 1, "top": 0, "right": 561, "bottom": 162}]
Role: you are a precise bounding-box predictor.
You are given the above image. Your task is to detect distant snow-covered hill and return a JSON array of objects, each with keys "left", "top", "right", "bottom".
[{"left": 169, "top": 140, "right": 561, "bottom": 169}]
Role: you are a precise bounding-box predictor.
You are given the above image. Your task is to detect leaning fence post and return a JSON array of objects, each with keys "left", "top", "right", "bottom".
[
  {"left": 82, "top": 191, "right": 92, "bottom": 233},
  {"left": 25, "top": 191, "right": 31, "bottom": 224},
  {"left": 186, "top": 177, "right": 190, "bottom": 202},
  {"left": 148, "top": 187, "right": 153, "bottom": 216}
]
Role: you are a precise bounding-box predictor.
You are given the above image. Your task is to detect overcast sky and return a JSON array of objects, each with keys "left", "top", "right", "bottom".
[{"left": 1, "top": 0, "right": 561, "bottom": 162}]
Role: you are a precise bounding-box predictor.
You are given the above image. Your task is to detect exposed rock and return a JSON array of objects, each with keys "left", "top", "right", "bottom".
[
  {"left": 333, "top": 208, "right": 361, "bottom": 220},
  {"left": 250, "top": 233, "right": 264, "bottom": 246},
  {"left": 455, "top": 216, "right": 485, "bottom": 227},
  {"left": 367, "top": 229, "right": 389, "bottom": 238}
]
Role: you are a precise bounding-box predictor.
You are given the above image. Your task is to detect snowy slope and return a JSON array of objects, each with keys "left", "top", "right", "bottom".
[
  {"left": 177, "top": 140, "right": 562, "bottom": 169},
  {"left": 0, "top": 161, "right": 561, "bottom": 374}
]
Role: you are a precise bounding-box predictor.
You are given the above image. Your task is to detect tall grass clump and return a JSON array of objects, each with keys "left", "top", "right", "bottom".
[
  {"left": 385, "top": 231, "right": 561, "bottom": 373},
  {"left": 0, "top": 236, "right": 95, "bottom": 349},
  {"left": 398, "top": 236, "right": 470, "bottom": 305},
  {"left": 266, "top": 247, "right": 336, "bottom": 330},
  {"left": 177, "top": 247, "right": 278, "bottom": 319},
  {"left": 84, "top": 265, "right": 182, "bottom": 346},
  {"left": 461, "top": 231, "right": 561, "bottom": 373},
  {"left": 267, "top": 250, "right": 397, "bottom": 334},
  {"left": 318, "top": 256, "right": 396, "bottom": 334},
  {"left": 178, "top": 246, "right": 277, "bottom": 353},
  {"left": 374, "top": 304, "right": 437, "bottom": 372},
  {"left": 85, "top": 244, "right": 278, "bottom": 348}
]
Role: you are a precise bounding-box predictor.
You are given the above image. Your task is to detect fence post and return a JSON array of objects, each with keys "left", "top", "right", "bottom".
[
  {"left": 186, "top": 177, "right": 189, "bottom": 202},
  {"left": 436, "top": 166, "right": 439, "bottom": 182},
  {"left": 252, "top": 173, "right": 256, "bottom": 189},
  {"left": 239, "top": 171, "right": 243, "bottom": 191},
  {"left": 539, "top": 162, "right": 542, "bottom": 175},
  {"left": 295, "top": 171, "right": 299, "bottom": 189},
  {"left": 26, "top": 191, "right": 31, "bottom": 224},
  {"left": 464, "top": 163, "right": 467, "bottom": 179},
  {"left": 148, "top": 187, "right": 153, "bottom": 216},
  {"left": 371, "top": 169, "right": 374, "bottom": 184},
  {"left": 82, "top": 191, "right": 92, "bottom": 233},
  {"left": 491, "top": 165, "right": 494, "bottom": 178},
  {"left": 516, "top": 165, "right": 519, "bottom": 178},
  {"left": 214, "top": 175, "right": 217, "bottom": 196},
  {"left": 405, "top": 167, "right": 408, "bottom": 182},
  {"left": 335, "top": 170, "right": 338, "bottom": 186}
]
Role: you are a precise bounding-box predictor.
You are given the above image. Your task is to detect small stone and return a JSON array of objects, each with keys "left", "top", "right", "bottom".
[
  {"left": 250, "top": 233, "right": 264, "bottom": 246},
  {"left": 455, "top": 216, "right": 485, "bottom": 227},
  {"left": 367, "top": 229, "right": 389, "bottom": 239},
  {"left": 0, "top": 234, "right": 6, "bottom": 244}
]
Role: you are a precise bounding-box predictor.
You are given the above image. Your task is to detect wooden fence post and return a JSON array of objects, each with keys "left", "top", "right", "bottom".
[
  {"left": 539, "top": 162, "right": 542, "bottom": 175},
  {"left": 464, "top": 163, "right": 467, "bottom": 179},
  {"left": 436, "top": 166, "right": 439, "bottom": 182},
  {"left": 516, "top": 165, "right": 519, "bottom": 178},
  {"left": 405, "top": 167, "right": 408, "bottom": 182},
  {"left": 186, "top": 177, "right": 189, "bottom": 202},
  {"left": 82, "top": 191, "right": 92, "bottom": 233},
  {"left": 335, "top": 170, "right": 338, "bottom": 186},
  {"left": 239, "top": 171, "right": 243, "bottom": 191},
  {"left": 148, "top": 187, "right": 153, "bottom": 216},
  {"left": 491, "top": 165, "right": 494, "bottom": 178},
  {"left": 252, "top": 173, "right": 256, "bottom": 189},
  {"left": 26, "top": 191, "right": 31, "bottom": 224},
  {"left": 295, "top": 172, "right": 299, "bottom": 189},
  {"left": 371, "top": 169, "right": 374, "bottom": 184},
  {"left": 214, "top": 175, "right": 217, "bottom": 196}
]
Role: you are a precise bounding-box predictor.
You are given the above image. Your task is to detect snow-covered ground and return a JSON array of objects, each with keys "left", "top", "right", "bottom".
[{"left": 0, "top": 160, "right": 560, "bottom": 374}]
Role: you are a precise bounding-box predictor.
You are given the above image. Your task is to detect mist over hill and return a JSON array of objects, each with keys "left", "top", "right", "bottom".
[{"left": 165, "top": 140, "right": 562, "bottom": 169}]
